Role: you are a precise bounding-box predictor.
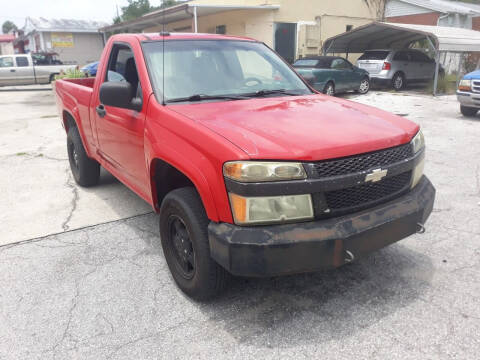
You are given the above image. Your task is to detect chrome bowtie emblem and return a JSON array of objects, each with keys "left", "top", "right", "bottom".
[{"left": 365, "top": 168, "right": 388, "bottom": 183}]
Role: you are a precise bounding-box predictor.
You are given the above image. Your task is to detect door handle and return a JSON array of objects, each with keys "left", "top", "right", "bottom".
[
  {"left": 96, "top": 104, "right": 106, "bottom": 118},
  {"left": 10, "top": 69, "right": 16, "bottom": 72}
]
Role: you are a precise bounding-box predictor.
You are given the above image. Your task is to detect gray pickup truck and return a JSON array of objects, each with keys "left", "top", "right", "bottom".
[{"left": 0, "top": 54, "right": 75, "bottom": 86}]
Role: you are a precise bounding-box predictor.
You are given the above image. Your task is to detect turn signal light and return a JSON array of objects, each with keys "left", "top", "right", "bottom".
[{"left": 382, "top": 62, "right": 391, "bottom": 71}]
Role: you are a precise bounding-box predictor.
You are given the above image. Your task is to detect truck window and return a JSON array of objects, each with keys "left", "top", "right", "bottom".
[
  {"left": 0, "top": 57, "right": 14, "bottom": 68},
  {"left": 106, "top": 45, "right": 140, "bottom": 97},
  {"left": 16, "top": 57, "right": 29, "bottom": 67},
  {"left": 142, "top": 40, "right": 311, "bottom": 102}
]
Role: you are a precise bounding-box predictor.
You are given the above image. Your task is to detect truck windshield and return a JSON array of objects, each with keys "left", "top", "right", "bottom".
[{"left": 142, "top": 40, "right": 312, "bottom": 103}]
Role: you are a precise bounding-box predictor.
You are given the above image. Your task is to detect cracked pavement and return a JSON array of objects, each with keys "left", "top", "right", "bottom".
[{"left": 0, "top": 86, "right": 479, "bottom": 359}]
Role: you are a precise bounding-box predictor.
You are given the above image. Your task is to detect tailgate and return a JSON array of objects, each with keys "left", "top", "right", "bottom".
[{"left": 357, "top": 60, "right": 383, "bottom": 75}]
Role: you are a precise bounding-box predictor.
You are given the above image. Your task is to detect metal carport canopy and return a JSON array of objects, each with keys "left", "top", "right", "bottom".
[{"left": 323, "top": 22, "right": 480, "bottom": 54}]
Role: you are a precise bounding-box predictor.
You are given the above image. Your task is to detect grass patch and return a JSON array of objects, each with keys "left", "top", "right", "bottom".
[
  {"left": 40, "top": 115, "right": 57, "bottom": 119},
  {"left": 426, "top": 74, "right": 458, "bottom": 95},
  {"left": 16, "top": 152, "right": 28, "bottom": 156}
]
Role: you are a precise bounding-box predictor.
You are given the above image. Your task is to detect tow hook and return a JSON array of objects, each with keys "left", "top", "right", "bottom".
[
  {"left": 416, "top": 223, "right": 426, "bottom": 234},
  {"left": 344, "top": 250, "right": 355, "bottom": 263}
]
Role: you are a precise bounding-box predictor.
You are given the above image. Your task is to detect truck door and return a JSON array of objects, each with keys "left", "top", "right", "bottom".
[
  {"left": 93, "top": 43, "right": 149, "bottom": 195},
  {"left": 0, "top": 56, "right": 18, "bottom": 86},
  {"left": 14, "top": 56, "right": 35, "bottom": 85}
]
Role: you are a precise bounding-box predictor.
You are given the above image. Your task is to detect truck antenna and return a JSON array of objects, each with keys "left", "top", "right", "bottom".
[{"left": 161, "top": 2, "right": 166, "bottom": 105}]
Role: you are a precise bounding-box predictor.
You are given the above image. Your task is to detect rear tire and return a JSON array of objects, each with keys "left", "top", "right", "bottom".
[
  {"left": 323, "top": 82, "right": 335, "bottom": 96},
  {"left": 67, "top": 126, "right": 100, "bottom": 187},
  {"left": 160, "top": 187, "right": 228, "bottom": 301},
  {"left": 392, "top": 72, "right": 405, "bottom": 91},
  {"left": 460, "top": 105, "right": 478, "bottom": 117}
]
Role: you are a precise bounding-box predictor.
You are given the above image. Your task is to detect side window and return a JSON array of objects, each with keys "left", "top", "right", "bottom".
[
  {"left": 105, "top": 44, "right": 141, "bottom": 97},
  {"left": 0, "top": 57, "right": 14, "bottom": 68},
  {"left": 331, "top": 59, "right": 350, "bottom": 70},
  {"left": 393, "top": 51, "right": 408, "bottom": 61},
  {"left": 409, "top": 51, "right": 424, "bottom": 62},
  {"left": 16, "top": 57, "right": 29, "bottom": 67}
]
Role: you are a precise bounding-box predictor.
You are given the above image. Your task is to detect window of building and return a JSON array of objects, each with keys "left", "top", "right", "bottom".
[
  {"left": 346, "top": 25, "right": 353, "bottom": 32},
  {"left": 215, "top": 25, "right": 226, "bottom": 35},
  {"left": 0, "top": 57, "right": 14, "bottom": 68},
  {"left": 16, "top": 57, "right": 29, "bottom": 67}
]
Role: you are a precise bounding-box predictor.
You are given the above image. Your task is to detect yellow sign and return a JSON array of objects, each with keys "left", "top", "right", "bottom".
[{"left": 51, "top": 33, "right": 74, "bottom": 48}]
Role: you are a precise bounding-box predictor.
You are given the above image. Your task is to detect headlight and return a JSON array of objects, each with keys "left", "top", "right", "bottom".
[
  {"left": 458, "top": 79, "right": 472, "bottom": 92},
  {"left": 411, "top": 157, "right": 425, "bottom": 189},
  {"left": 223, "top": 161, "right": 306, "bottom": 182},
  {"left": 229, "top": 193, "right": 314, "bottom": 225},
  {"left": 410, "top": 130, "right": 425, "bottom": 188},
  {"left": 410, "top": 130, "right": 424, "bottom": 154}
]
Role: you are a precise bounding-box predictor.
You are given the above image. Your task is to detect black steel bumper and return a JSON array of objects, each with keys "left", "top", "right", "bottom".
[{"left": 208, "top": 176, "right": 435, "bottom": 277}]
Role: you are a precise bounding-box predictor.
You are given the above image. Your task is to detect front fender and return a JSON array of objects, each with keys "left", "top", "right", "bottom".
[{"left": 147, "top": 142, "right": 221, "bottom": 222}]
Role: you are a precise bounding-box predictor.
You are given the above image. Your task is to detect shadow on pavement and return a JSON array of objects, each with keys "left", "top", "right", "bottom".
[
  {"left": 200, "top": 245, "right": 433, "bottom": 348},
  {"left": 130, "top": 214, "right": 433, "bottom": 348}
]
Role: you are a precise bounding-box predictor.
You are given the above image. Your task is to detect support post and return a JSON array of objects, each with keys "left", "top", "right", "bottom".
[
  {"left": 193, "top": 6, "right": 198, "bottom": 33},
  {"left": 456, "top": 53, "right": 463, "bottom": 88},
  {"left": 433, "top": 51, "right": 441, "bottom": 96}
]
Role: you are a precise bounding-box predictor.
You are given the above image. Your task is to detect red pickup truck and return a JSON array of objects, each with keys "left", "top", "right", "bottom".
[{"left": 55, "top": 33, "right": 435, "bottom": 300}]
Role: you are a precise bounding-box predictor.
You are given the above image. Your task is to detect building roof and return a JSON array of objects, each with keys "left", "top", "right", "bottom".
[
  {"left": 0, "top": 34, "right": 15, "bottom": 43},
  {"left": 24, "top": 17, "right": 109, "bottom": 34},
  {"left": 323, "top": 21, "right": 480, "bottom": 53},
  {"left": 394, "top": 0, "right": 480, "bottom": 16},
  {"left": 100, "top": 3, "right": 280, "bottom": 33}
]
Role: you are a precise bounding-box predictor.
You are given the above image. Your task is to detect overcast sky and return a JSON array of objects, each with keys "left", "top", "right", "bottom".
[{"left": 1, "top": 0, "right": 166, "bottom": 28}]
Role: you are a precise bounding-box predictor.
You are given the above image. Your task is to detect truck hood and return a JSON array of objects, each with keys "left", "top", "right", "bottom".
[
  {"left": 464, "top": 70, "right": 480, "bottom": 80},
  {"left": 169, "top": 95, "right": 419, "bottom": 161}
]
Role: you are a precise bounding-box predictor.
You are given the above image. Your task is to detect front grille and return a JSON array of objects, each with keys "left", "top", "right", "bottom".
[
  {"left": 311, "top": 144, "right": 413, "bottom": 178},
  {"left": 472, "top": 80, "right": 480, "bottom": 93},
  {"left": 323, "top": 171, "right": 411, "bottom": 212}
]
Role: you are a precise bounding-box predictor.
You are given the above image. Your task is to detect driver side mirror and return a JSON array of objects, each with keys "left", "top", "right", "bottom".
[{"left": 99, "top": 81, "right": 142, "bottom": 112}]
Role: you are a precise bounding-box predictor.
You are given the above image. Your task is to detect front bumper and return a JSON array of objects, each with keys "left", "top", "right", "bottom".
[
  {"left": 457, "top": 91, "right": 480, "bottom": 109},
  {"left": 208, "top": 176, "right": 435, "bottom": 277}
]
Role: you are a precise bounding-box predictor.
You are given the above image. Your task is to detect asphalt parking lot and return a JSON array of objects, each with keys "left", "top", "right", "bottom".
[{"left": 0, "top": 85, "right": 479, "bottom": 359}]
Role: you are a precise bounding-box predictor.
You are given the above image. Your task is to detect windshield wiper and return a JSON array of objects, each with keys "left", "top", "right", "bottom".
[
  {"left": 243, "top": 89, "right": 302, "bottom": 97},
  {"left": 166, "top": 94, "right": 248, "bottom": 103}
]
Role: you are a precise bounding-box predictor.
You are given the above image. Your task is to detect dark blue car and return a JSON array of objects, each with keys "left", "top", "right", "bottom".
[{"left": 81, "top": 61, "right": 99, "bottom": 77}]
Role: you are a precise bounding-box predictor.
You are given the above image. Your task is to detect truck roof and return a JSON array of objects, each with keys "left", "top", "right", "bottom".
[{"left": 112, "top": 32, "right": 257, "bottom": 42}]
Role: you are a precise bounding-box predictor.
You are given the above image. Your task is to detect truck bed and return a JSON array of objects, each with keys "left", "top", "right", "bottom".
[
  {"left": 61, "top": 77, "right": 96, "bottom": 88},
  {"left": 55, "top": 77, "right": 96, "bottom": 156}
]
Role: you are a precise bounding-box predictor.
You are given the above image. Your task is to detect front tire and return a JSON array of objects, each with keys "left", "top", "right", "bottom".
[
  {"left": 357, "top": 77, "right": 370, "bottom": 94},
  {"left": 160, "top": 187, "right": 228, "bottom": 301},
  {"left": 67, "top": 126, "right": 100, "bottom": 187},
  {"left": 461, "top": 105, "right": 478, "bottom": 117},
  {"left": 392, "top": 72, "right": 405, "bottom": 91}
]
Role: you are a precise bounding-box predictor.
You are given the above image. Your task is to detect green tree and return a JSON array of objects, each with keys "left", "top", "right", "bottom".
[
  {"left": 113, "top": 0, "right": 179, "bottom": 24},
  {"left": 120, "top": 0, "right": 153, "bottom": 22},
  {"left": 160, "top": 0, "right": 177, "bottom": 9},
  {"left": 2, "top": 20, "right": 17, "bottom": 34}
]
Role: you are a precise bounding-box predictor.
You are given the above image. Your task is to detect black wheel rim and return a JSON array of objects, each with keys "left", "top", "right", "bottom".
[
  {"left": 167, "top": 215, "right": 195, "bottom": 279},
  {"left": 67, "top": 139, "right": 80, "bottom": 174}
]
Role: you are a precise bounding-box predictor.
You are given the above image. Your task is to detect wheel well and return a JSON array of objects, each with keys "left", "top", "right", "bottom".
[
  {"left": 152, "top": 159, "right": 195, "bottom": 209},
  {"left": 62, "top": 111, "right": 76, "bottom": 132},
  {"left": 393, "top": 71, "right": 405, "bottom": 79}
]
